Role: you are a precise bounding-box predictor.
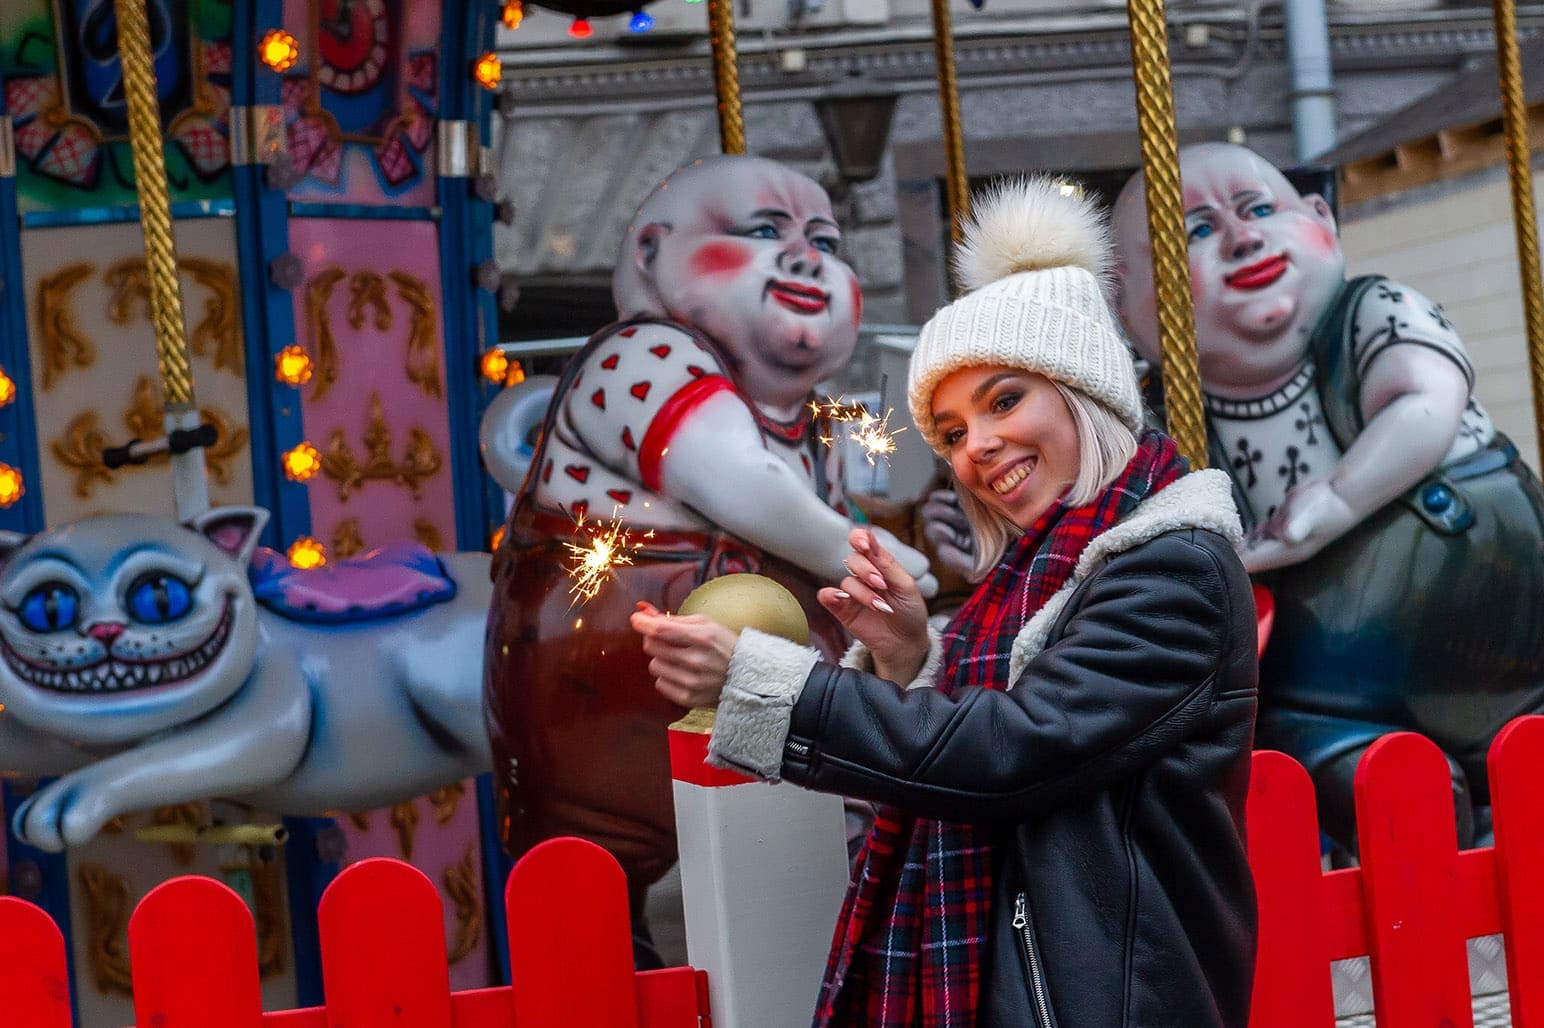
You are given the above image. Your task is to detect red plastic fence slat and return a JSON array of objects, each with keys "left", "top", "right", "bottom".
[
  {"left": 1490, "top": 714, "right": 1544, "bottom": 1027},
  {"left": 1354, "top": 732, "right": 1473, "bottom": 1028},
  {"left": 128, "top": 876, "right": 265, "bottom": 1028},
  {"left": 0, "top": 896, "right": 73, "bottom": 1027},
  {"left": 507, "top": 837, "right": 641, "bottom": 1028},
  {"left": 1246, "top": 750, "right": 1338, "bottom": 1028},
  {"left": 318, "top": 858, "right": 454, "bottom": 1027},
  {"left": 1455, "top": 848, "right": 1501, "bottom": 939},
  {"left": 637, "top": 966, "right": 709, "bottom": 1024},
  {"left": 1319, "top": 868, "right": 1368, "bottom": 961}
]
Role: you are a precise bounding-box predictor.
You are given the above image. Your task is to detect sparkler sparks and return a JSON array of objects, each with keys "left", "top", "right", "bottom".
[
  {"left": 562, "top": 511, "right": 652, "bottom": 607},
  {"left": 812, "top": 398, "right": 906, "bottom": 465}
]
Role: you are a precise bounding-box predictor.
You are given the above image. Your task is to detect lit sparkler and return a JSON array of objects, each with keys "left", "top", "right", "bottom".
[
  {"left": 562, "top": 510, "right": 652, "bottom": 607},
  {"left": 811, "top": 397, "right": 906, "bottom": 466}
]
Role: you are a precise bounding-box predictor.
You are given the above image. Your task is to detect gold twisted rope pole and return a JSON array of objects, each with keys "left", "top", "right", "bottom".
[
  {"left": 1125, "top": 0, "right": 1207, "bottom": 467},
  {"left": 707, "top": 0, "right": 745, "bottom": 154},
  {"left": 114, "top": 0, "right": 196, "bottom": 409},
  {"left": 115, "top": 0, "right": 208, "bottom": 521},
  {"left": 1491, "top": 0, "right": 1544, "bottom": 464},
  {"left": 929, "top": 0, "right": 969, "bottom": 246}
]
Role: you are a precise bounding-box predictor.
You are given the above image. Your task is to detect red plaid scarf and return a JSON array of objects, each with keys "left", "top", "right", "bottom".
[{"left": 813, "top": 430, "right": 1187, "bottom": 1027}]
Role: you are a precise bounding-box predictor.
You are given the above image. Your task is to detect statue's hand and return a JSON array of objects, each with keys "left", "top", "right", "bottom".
[
  {"left": 920, "top": 488, "right": 980, "bottom": 582},
  {"left": 868, "top": 525, "right": 937, "bottom": 599},
  {"left": 1240, "top": 479, "right": 1359, "bottom": 573}
]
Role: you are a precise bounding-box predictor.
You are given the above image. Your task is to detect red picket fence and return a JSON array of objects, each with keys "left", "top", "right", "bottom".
[
  {"left": 1248, "top": 714, "right": 1544, "bottom": 1028},
  {"left": 0, "top": 836, "right": 709, "bottom": 1028},
  {"left": 2, "top": 716, "right": 1541, "bottom": 1026}
]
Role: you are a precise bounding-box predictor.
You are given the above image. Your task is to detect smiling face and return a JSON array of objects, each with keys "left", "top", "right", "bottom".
[
  {"left": 614, "top": 156, "right": 862, "bottom": 409},
  {"left": 931, "top": 365, "right": 1081, "bottom": 530},
  {"left": 1113, "top": 143, "right": 1346, "bottom": 398},
  {"left": 0, "top": 511, "right": 261, "bottom": 746}
]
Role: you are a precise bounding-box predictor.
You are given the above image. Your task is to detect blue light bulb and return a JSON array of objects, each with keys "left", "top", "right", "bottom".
[{"left": 629, "top": 9, "right": 654, "bottom": 31}]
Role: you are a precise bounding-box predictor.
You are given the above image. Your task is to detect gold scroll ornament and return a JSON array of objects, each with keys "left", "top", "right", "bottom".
[
  {"left": 305, "top": 266, "right": 444, "bottom": 404},
  {"left": 51, "top": 377, "right": 248, "bottom": 499},
  {"left": 319, "top": 391, "right": 442, "bottom": 503},
  {"left": 105, "top": 256, "right": 244, "bottom": 374},
  {"left": 444, "top": 843, "right": 483, "bottom": 965}
]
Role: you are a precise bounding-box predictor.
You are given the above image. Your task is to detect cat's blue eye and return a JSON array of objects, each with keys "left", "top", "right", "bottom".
[
  {"left": 127, "top": 574, "right": 192, "bottom": 624},
  {"left": 19, "top": 584, "right": 80, "bottom": 633}
]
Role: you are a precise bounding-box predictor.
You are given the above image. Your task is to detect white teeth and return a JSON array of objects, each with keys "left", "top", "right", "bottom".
[{"left": 993, "top": 464, "right": 1031, "bottom": 495}]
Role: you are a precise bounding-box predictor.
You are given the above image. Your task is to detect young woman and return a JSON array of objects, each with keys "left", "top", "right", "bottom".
[{"left": 631, "top": 178, "right": 1259, "bottom": 1028}]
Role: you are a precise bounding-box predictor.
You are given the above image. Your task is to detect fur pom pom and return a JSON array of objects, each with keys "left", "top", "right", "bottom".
[{"left": 952, "top": 178, "right": 1113, "bottom": 293}]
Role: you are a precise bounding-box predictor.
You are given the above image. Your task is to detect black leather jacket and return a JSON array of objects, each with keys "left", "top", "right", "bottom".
[{"left": 782, "top": 528, "right": 1258, "bottom": 1028}]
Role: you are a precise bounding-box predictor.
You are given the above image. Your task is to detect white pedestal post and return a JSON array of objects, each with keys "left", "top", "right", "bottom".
[{"left": 669, "top": 719, "right": 850, "bottom": 1028}]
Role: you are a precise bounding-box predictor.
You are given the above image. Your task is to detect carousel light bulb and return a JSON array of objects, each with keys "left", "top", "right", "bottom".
[
  {"left": 480, "top": 348, "right": 510, "bottom": 384},
  {"left": 281, "top": 442, "right": 323, "bottom": 482},
  {"left": 568, "top": 17, "right": 594, "bottom": 37},
  {"left": 474, "top": 52, "right": 503, "bottom": 90},
  {"left": 501, "top": 0, "right": 525, "bottom": 29},
  {"left": 629, "top": 10, "right": 654, "bottom": 32},
  {"left": 287, "top": 537, "right": 327, "bottom": 569},
  {"left": 490, "top": 525, "right": 507, "bottom": 552},
  {"left": 0, "top": 464, "right": 23, "bottom": 508},
  {"left": 259, "top": 29, "right": 300, "bottom": 73},
  {"left": 275, "top": 345, "right": 314, "bottom": 386},
  {"left": 0, "top": 367, "right": 15, "bottom": 407},
  {"left": 503, "top": 359, "right": 526, "bottom": 386}
]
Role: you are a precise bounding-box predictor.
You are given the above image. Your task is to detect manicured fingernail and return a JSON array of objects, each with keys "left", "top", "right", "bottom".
[
  {"left": 873, "top": 598, "right": 895, "bottom": 614},
  {"left": 868, "top": 574, "right": 886, "bottom": 591},
  {"left": 833, "top": 590, "right": 851, "bottom": 599},
  {"left": 854, "top": 532, "right": 871, "bottom": 553}
]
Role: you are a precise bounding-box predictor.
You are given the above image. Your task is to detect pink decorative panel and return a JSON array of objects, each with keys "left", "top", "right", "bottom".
[
  {"left": 286, "top": 218, "right": 455, "bottom": 559},
  {"left": 278, "top": 0, "right": 441, "bottom": 207}
]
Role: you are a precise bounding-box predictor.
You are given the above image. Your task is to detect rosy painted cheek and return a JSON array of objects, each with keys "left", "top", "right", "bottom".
[
  {"left": 1307, "top": 224, "right": 1340, "bottom": 259},
  {"left": 689, "top": 241, "right": 754, "bottom": 278},
  {"left": 849, "top": 277, "right": 863, "bottom": 328}
]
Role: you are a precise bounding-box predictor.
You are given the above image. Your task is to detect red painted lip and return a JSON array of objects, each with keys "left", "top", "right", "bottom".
[
  {"left": 768, "top": 280, "right": 828, "bottom": 314},
  {"left": 1225, "top": 254, "right": 1289, "bottom": 290}
]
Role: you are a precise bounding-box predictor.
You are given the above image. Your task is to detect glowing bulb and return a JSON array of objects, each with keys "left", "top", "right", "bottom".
[
  {"left": 0, "top": 367, "right": 15, "bottom": 407},
  {"left": 503, "top": 359, "right": 526, "bottom": 386},
  {"left": 0, "top": 464, "right": 22, "bottom": 508},
  {"left": 281, "top": 442, "right": 323, "bottom": 482},
  {"left": 259, "top": 29, "right": 300, "bottom": 73},
  {"left": 491, "top": 525, "right": 507, "bottom": 552},
  {"left": 501, "top": 0, "right": 525, "bottom": 28},
  {"left": 474, "top": 52, "right": 502, "bottom": 90},
  {"left": 481, "top": 348, "right": 510, "bottom": 384},
  {"left": 629, "top": 10, "right": 654, "bottom": 31},
  {"left": 275, "top": 345, "right": 314, "bottom": 386},
  {"left": 568, "top": 17, "right": 593, "bottom": 37},
  {"left": 287, "top": 537, "right": 327, "bottom": 569}
]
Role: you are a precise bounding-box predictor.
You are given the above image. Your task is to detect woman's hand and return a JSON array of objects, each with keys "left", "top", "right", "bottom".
[
  {"left": 818, "top": 527, "right": 931, "bottom": 685},
  {"left": 630, "top": 602, "right": 740, "bottom": 708}
]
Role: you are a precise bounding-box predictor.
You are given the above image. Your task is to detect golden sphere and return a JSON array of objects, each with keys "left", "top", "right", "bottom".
[{"left": 678, "top": 573, "right": 809, "bottom": 645}]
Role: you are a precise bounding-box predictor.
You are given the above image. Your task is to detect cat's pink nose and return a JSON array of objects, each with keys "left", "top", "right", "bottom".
[{"left": 88, "top": 622, "right": 126, "bottom": 645}]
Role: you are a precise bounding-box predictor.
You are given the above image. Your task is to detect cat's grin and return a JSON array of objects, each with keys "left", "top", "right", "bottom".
[{"left": 1, "top": 604, "right": 234, "bottom": 694}]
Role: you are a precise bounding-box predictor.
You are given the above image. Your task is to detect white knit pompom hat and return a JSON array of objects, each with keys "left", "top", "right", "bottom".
[{"left": 908, "top": 178, "right": 1144, "bottom": 454}]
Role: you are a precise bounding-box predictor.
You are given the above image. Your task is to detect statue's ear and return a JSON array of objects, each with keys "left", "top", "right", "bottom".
[
  {"left": 189, "top": 506, "right": 270, "bottom": 566},
  {"left": 634, "top": 222, "right": 670, "bottom": 274},
  {"left": 0, "top": 531, "right": 31, "bottom": 573},
  {"left": 1305, "top": 193, "right": 1338, "bottom": 235}
]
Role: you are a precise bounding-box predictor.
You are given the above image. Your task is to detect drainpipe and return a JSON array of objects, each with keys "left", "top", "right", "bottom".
[{"left": 1284, "top": 0, "right": 1337, "bottom": 161}]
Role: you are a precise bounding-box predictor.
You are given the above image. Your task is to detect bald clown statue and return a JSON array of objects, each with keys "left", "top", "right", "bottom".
[
  {"left": 1110, "top": 141, "right": 1544, "bottom": 855},
  {"left": 484, "top": 155, "right": 934, "bottom": 962}
]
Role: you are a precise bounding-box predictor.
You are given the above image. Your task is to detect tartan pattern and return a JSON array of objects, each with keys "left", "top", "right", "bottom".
[{"left": 813, "top": 430, "right": 1187, "bottom": 1027}]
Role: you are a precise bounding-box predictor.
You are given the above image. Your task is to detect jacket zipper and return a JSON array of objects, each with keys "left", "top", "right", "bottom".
[{"left": 1013, "top": 891, "right": 1056, "bottom": 1028}]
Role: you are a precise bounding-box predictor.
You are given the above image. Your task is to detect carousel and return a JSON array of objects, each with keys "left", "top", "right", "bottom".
[{"left": 0, "top": 0, "right": 1542, "bottom": 1021}]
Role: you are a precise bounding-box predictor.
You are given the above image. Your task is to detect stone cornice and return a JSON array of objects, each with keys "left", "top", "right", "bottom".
[{"left": 498, "top": 7, "right": 1542, "bottom": 110}]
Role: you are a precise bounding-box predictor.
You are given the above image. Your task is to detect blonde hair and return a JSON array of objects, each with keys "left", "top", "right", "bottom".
[{"left": 955, "top": 382, "right": 1140, "bottom": 579}]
